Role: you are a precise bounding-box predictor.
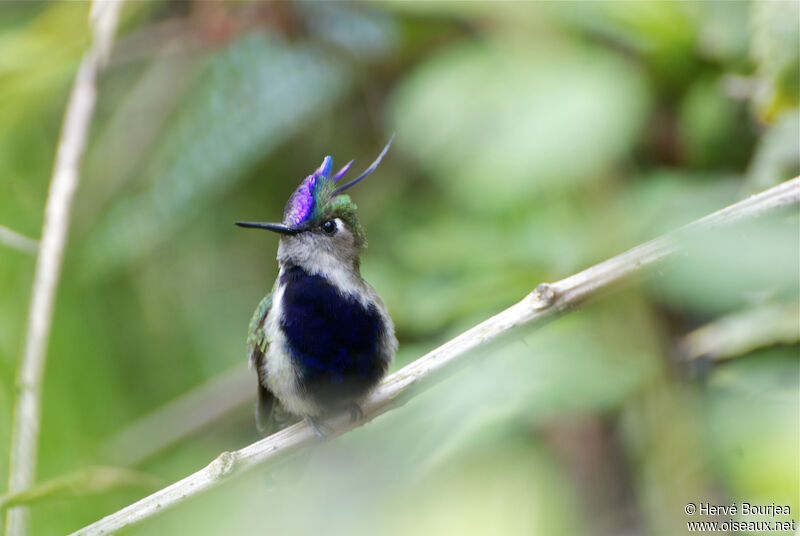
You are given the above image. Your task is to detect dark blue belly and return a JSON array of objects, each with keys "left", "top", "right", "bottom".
[{"left": 279, "top": 266, "right": 388, "bottom": 407}]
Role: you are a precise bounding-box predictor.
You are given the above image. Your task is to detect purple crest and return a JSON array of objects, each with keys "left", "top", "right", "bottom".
[
  {"left": 281, "top": 136, "right": 394, "bottom": 226},
  {"left": 333, "top": 160, "right": 354, "bottom": 181},
  {"left": 283, "top": 174, "right": 318, "bottom": 226},
  {"left": 317, "top": 156, "right": 333, "bottom": 178}
]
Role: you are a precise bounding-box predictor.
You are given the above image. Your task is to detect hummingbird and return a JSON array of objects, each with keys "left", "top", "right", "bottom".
[{"left": 236, "top": 137, "right": 397, "bottom": 437}]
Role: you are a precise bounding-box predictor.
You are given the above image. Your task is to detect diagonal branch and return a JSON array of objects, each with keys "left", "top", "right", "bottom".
[
  {"left": 0, "top": 225, "right": 39, "bottom": 256},
  {"left": 5, "top": 2, "right": 124, "bottom": 535},
  {"left": 69, "top": 176, "right": 799, "bottom": 536}
]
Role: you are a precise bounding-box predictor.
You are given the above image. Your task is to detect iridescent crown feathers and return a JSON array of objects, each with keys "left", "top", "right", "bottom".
[
  {"left": 235, "top": 135, "right": 393, "bottom": 241},
  {"left": 283, "top": 135, "right": 394, "bottom": 227}
]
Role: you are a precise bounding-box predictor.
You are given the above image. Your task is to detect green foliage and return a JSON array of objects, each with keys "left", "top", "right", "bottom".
[
  {"left": 704, "top": 349, "right": 799, "bottom": 504},
  {"left": 391, "top": 39, "right": 649, "bottom": 210},
  {"left": 0, "top": 2, "right": 797, "bottom": 535},
  {"left": 750, "top": 1, "right": 800, "bottom": 119}
]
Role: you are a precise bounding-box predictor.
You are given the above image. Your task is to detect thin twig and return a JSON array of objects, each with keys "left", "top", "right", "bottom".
[
  {"left": 5, "top": 2, "right": 123, "bottom": 535},
  {"left": 0, "top": 467, "right": 160, "bottom": 511},
  {"left": 0, "top": 225, "right": 38, "bottom": 256},
  {"left": 70, "top": 176, "right": 799, "bottom": 536}
]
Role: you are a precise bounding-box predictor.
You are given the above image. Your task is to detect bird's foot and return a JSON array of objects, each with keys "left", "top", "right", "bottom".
[
  {"left": 305, "top": 416, "right": 332, "bottom": 439},
  {"left": 346, "top": 402, "right": 364, "bottom": 423}
]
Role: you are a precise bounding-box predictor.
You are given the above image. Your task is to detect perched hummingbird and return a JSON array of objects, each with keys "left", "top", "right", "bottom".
[{"left": 236, "top": 138, "right": 397, "bottom": 437}]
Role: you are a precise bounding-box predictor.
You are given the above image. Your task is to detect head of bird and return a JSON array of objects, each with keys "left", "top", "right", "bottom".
[{"left": 236, "top": 136, "right": 393, "bottom": 273}]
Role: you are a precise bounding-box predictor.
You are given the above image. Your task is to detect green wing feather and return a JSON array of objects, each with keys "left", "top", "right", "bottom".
[
  {"left": 247, "top": 292, "right": 278, "bottom": 435},
  {"left": 247, "top": 292, "right": 272, "bottom": 368}
]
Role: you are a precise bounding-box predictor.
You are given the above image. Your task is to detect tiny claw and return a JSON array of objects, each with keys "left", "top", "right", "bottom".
[
  {"left": 347, "top": 402, "right": 364, "bottom": 423},
  {"left": 305, "top": 416, "right": 332, "bottom": 439}
]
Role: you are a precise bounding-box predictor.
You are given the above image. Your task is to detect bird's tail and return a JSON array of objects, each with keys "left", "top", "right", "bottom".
[
  {"left": 255, "top": 384, "right": 294, "bottom": 435},
  {"left": 255, "top": 384, "right": 277, "bottom": 435}
]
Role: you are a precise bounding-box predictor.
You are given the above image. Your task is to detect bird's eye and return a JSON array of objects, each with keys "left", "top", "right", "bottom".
[{"left": 321, "top": 219, "right": 337, "bottom": 236}]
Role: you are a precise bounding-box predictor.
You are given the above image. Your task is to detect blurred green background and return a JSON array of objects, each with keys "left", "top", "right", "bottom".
[{"left": 0, "top": 2, "right": 798, "bottom": 535}]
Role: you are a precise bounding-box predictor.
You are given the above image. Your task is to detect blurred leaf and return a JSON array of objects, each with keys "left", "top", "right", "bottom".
[
  {"left": 547, "top": 2, "right": 700, "bottom": 91},
  {"left": 654, "top": 215, "right": 800, "bottom": 315},
  {"left": 678, "top": 76, "right": 755, "bottom": 169},
  {"left": 621, "top": 170, "right": 742, "bottom": 238},
  {"left": 83, "top": 32, "right": 352, "bottom": 276},
  {"left": 0, "top": 3, "right": 87, "bottom": 111},
  {"left": 745, "top": 110, "right": 800, "bottom": 193},
  {"left": 390, "top": 39, "right": 649, "bottom": 212},
  {"left": 749, "top": 1, "right": 800, "bottom": 120},
  {"left": 704, "top": 348, "right": 799, "bottom": 505},
  {"left": 300, "top": 2, "right": 398, "bottom": 60},
  {"left": 386, "top": 436, "right": 582, "bottom": 536},
  {"left": 682, "top": 302, "right": 800, "bottom": 360},
  {"left": 694, "top": 1, "right": 749, "bottom": 62}
]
